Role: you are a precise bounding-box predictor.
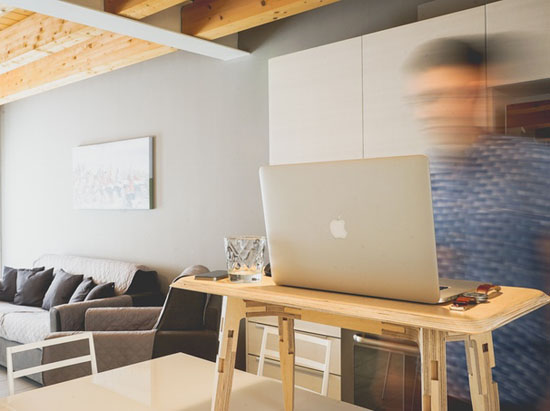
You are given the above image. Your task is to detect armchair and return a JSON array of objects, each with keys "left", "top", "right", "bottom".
[{"left": 42, "top": 265, "right": 245, "bottom": 385}]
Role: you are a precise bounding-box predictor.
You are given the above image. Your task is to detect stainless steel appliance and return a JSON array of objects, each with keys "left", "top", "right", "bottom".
[{"left": 341, "top": 329, "right": 421, "bottom": 410}]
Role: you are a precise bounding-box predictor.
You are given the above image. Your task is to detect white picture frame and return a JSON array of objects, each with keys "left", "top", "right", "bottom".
[{"left": 72, "top": 137, "right": 154, "bottom": 210}]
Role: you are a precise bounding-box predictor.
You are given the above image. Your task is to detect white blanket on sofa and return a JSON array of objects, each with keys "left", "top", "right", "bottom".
[
  {"left": 0, "top": 302, "right": 50, "bottom": 344},
  {"left": 34, "top": 254, "right": 149, "bottom": 295}
]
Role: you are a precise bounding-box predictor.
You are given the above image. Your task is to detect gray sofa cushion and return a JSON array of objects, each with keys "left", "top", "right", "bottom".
[
  {"left": 42, "top": 269, "right": 84, "bottom": 310},
  {"left": 0, "top": 266, "right": 45, "bottom": 302},
  {"left": 0, "top": 267, "right": 18, "bottom": 302},
  {"left": 85, "top": 282, "right": 115, "bottom": 301},
  {"left": 69, "top": 277, "right": 95, "bottom": 303},
  {"left": 14, "top": 268, "right": 54, "bottom": 307}
]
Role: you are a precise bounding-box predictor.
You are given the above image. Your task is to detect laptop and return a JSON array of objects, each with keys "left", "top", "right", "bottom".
[{"left": 259, "top": 155, "right": 480, "bottom": 304}]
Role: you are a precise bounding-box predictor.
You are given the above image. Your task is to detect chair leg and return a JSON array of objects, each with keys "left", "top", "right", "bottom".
[
  {"left": 257, "top": 326, "right": 269, "bottom": 377},
  {"left": 6, "top": 346, "right": 15, "bottom": 396},
  {"left": 418, "top": 328, "right": 447, "bottom": 411},
  {"left": 278, "top": 316, "right": 295, "bottom": 411},
  {"left": 464, "top": 332, "right": 500, "bottom": 411},
  {"left": 212, "top": 296, "right": 246, "bottom": 411}
]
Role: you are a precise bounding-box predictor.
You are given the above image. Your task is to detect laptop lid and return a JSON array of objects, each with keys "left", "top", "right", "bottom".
[{"left": 259, "top": 155, "right": 441, "bottom": 304}]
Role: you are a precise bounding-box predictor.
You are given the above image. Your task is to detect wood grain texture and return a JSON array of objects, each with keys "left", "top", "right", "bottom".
[
  {"left": 464, "top": 333, "right": 500, "bottom": 411},
  {"left": 213, "top": 296, "right": 246, "bottom": 411},
  {"left": 0, "top": 0, "right": 180, "bottom": 104},
  {"left": 418, "top": 329, "right": 447, "bottom": 411},
  {"left": 181, "top": 0, "right": 341, "bottom": 40},
  {"left": 171, "top": 276, "right": 550, "bottom": 334},
  {"left": 0, "top": 31, "right": 173, "bottom": 105},
  {"left": 105, "top": 0, "right": 192, "bottom": 19},
  {"left": 0, "top": 13, "right": 102, "bottom": 75},
  {"left": 0, "top": 7, "right": 33, "bottom": 31},
  {"left": 278, "top": 317, "right": 295, "bottom": 411}
]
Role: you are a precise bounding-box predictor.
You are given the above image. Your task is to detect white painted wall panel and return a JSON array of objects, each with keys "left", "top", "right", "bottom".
[
  {"left": 269, "top": 37, "right": 364, "bottom": 165},
  {"left": 362, "top": 7, "right": 486, "bottom": 158},
  {"left": 486, "top": 0, "right": 550, "bottom": 87}
]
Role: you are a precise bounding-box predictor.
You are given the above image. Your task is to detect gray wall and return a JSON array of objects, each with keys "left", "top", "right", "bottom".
[{"left": 0, "top": 0, "right": 425, "bottom": 290}]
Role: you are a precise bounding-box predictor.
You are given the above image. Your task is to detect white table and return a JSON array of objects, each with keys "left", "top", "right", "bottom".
[{"left": 0, "top": 353, "right": 362, "bottom": 411}]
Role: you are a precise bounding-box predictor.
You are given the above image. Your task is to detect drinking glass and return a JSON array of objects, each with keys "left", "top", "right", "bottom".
[{"left": 224, "top": 236, "right": 266, "bottom": 283}]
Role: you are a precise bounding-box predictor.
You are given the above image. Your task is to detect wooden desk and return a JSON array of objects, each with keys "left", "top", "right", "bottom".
[
  {"left": 0, "top": 353, "right": 361, "bottom": 411},
  {"left": 171, "top": 276, "right": 550, "bottom": 411}
]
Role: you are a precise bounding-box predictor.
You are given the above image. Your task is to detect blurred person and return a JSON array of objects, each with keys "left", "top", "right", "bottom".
[{"left": 406, "top": 38, "right": 550, "bottom": 410}]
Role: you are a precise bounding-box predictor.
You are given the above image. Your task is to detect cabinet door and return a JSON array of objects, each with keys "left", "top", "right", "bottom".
[
  {"left": 269, "top": 37, "right": 363, "bottom": 165},
  {"left": 362, "top": 7, "right": 486, "bottom": 158},
  {"left": 486, "top": 0, "right": 550, "bottom": 87}
]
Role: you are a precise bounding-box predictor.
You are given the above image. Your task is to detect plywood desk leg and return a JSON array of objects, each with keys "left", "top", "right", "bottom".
[
  {"left": 419, "top": 328, "right": 447, "bottom": 411},
  {"left": 464, "top": 332, "right": 500, "bottom": 411},
  {"left": 278, "top": 316, "right": 295, "bottom": 411},
  {"left": 212, "top": 296, "right": 246, "bottom": 411}
]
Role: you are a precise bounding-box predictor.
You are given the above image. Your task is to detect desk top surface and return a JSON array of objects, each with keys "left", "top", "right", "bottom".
[
  {"left": 0, "top": 353, "right": 361, "bottom": 411},
  {"left": 172, "top": 276, "right": 550, "bottom": 334}
]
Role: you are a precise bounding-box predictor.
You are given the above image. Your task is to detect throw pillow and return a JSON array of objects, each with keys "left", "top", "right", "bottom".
[
  {"left": 0, "top": 266, "right": 45, "bottom": 302},
  {"left": 0, "top": 267, "right": 18, "bottom": 301},
  {"left": 42, "top": 269, "right": 84, "bottom": 310},
  {"left": 84, "top": 282, "right": 115, "bottom": 301},
  {"left": 13, "top": 268, "right": 54, "bottom": 307},
  {"left": 68, "top": 277, "right": 96, "bottom": 303}
]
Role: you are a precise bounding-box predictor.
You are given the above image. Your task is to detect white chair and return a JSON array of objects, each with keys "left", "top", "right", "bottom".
[
  {"left": 256, "top": 324, "right": 332, "bottom": 396},
  {"left": 6, "top": 332, "right": 97, "bottom": 396}
]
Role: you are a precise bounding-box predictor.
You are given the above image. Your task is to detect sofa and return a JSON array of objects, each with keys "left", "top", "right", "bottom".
[
  {"left": 41, "top": 265, "right": 246, "bottom": 386},
  {"left": 0, "top": 254, "right": 162, "bottom": 384}
]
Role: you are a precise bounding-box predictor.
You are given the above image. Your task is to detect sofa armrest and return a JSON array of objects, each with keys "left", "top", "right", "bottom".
[
  {"left": 43, "top": 330, "right": 155, "bottom": 386},
  {"left": 50, "top": 295, "right": 132, "bottom": 332},
  {"left": 85, "top": 307, "right": 162, "bottom": 331}
]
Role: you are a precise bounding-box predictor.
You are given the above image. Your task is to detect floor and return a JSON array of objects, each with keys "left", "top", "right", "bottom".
[{"left": 0, "top": 366, "right": 40, "bottom": 398}]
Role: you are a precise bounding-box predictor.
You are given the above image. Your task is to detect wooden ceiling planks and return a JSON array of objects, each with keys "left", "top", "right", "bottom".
[
  {"left": 0, "top": 13, "right": 103, "bottom": 75},
  {"left": 0, "top": 32, "right": 172, "bottom": 104},
  {"left": 0, "top": 0, "right": 340, "bottom": 104},
  {"left": 105, "top": 0, "right": 192, "bottom": 19},
  {"left": 181, "top": 0, "right": 340, "bottom": 40},
  {"left": 0, "top": 6, "right": 33, "bottom": 31},
  {"left": 0, "top": 1, "right": 175, "bottom": 105}
]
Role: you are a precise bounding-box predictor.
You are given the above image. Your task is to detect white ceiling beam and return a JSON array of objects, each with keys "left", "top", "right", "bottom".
[{"left": 4, "top": 0, "right": 249, "bottom": 61}]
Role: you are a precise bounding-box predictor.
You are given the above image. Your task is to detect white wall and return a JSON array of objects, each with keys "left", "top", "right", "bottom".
[{"left": 0, "top": 0, "right": 427, "bottom": 290}]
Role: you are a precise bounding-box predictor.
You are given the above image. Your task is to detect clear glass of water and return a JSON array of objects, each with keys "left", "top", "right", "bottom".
[{"left": 224, "top": 236, "right": 266, "bottom": 283}]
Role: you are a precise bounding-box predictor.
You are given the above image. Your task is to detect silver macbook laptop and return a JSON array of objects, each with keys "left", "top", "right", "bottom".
[{"left": 259, "top": 155, "right": 480, "bottom": 304}]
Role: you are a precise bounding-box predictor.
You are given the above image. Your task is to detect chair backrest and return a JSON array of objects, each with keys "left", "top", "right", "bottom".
[
  {"left": 256, "top": 324, "right": 332, "bottom": 396},
  {"left": 154, "top": 265, "right": 213, "bottom": 332},
  {"left": 6, "top": 333, "right": 97, "bottom": 396}
]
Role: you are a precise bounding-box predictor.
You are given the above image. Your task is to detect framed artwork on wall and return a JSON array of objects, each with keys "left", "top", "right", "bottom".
[{"left": 73, "top": 136, "right": 154, "bottom": 210}]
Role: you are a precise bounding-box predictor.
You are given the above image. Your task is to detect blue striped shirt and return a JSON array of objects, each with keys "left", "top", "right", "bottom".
[{"left": 430, "top": 135, "right": 550, "bottom": 405}]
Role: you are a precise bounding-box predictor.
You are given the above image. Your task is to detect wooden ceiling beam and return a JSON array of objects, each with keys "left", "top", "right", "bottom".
[
  {"left": 7, "top": 0, "right": 246, "bottom": 59},
  {"left": 0, "top": 13, "right": 103, "bottom": 75},
  {"left": 181, "top": 0, "right": 340, "bottom": 40},
  {"left": 0, "top": 7, "right": 33, "bottom": 31},
  {"left": 105, "top": 0, "right": 193, "bottom": 19},
  {"left": 0, "top": 31, "right": 173, "bottom": 105}
]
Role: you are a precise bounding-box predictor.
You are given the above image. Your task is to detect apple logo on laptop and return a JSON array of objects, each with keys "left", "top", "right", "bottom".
[{"left": 330, "top": 217, "right": 348, "bottom": 239}]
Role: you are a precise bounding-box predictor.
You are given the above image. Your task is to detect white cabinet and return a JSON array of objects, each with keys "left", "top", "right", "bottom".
[
  {"left": 486, "top": 0, "right": 550, "bottom": 87},
  {"left": 362, "top": 6, "right": 486, "bottom": 158},
  {"left": 268, "top": 37, "right": 364, "bottom": 165}
]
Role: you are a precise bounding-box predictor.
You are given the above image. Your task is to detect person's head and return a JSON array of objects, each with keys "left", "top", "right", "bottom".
[{"left": 405, "top": 38, "right": 485, "bottom": 146}]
